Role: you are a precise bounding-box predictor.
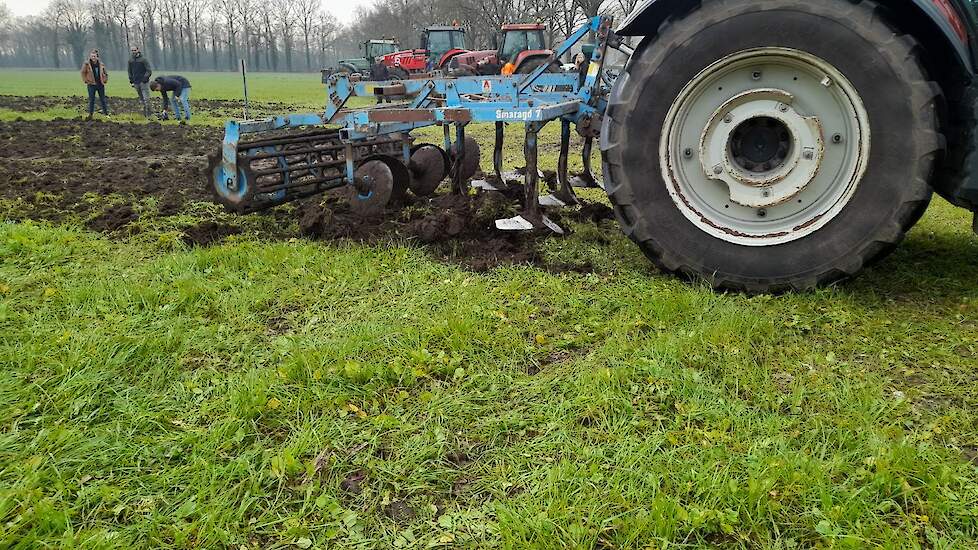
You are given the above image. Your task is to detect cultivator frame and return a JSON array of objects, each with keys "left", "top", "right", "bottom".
[{"left": 210, "top": 15, "right": 627, "bottom": 230}]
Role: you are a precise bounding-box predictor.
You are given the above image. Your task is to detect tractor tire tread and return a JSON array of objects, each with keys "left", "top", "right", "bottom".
[{"left": 602, "top": 0, "right": 940, "bottom": 292}]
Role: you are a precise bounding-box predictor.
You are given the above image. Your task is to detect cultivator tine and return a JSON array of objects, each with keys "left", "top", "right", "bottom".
[
  {"left": 541, "top": 120, "right": 579, "bottom": 208},
  {"left": 471, "top": 122, "right": 507, "bottom": 192},
  {"left": 525, "top": 126, "right": 540, "bottom": 215},
  {"left": 494, "top": 122, "right": 504, "bottom": 180},
  {"left": 452, "top": 124, "right": 466, "bottom": 194},
  {"left": 571, "top": 136, "right": 604, "bottom": 189},
  {"left": 495, "top": 123, "right": 564, "bottom": 234}
]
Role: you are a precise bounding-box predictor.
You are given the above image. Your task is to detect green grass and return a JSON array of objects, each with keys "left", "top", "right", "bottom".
[
  {"left": 1, "top": 71, "right": 977, "bottom": 549},
  {"left": 0, "top": 68, "right": 329, "bottom": 105}
]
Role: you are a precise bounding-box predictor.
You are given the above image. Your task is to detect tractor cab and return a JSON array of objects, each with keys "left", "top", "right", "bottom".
[
  {"left": 421, "top": 26, "right": 467, "bottom": 68},
  {"left": 497, "top": 24, "right": 547, "bottom": 64},
  {"left": 364, "top": 39, "right": 399, "bottom": 60}
]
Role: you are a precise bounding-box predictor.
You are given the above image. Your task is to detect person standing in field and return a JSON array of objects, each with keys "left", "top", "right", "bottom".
[
  {"left": 150, "top": 75, "right": 192, "bottom": 123},
  {"left": 127, "top": 46, "right": 153, "bottom": 119},
  {"left": 80, "top": 49, "right": 109, "bottom": 120}
]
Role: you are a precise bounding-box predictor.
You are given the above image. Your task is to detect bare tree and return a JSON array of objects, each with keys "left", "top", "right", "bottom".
[
  {"left": 186, "top": 0, "right": 207, "bottom": 69},
  {"left": 137, "top": 0, "right": 161, "bottom": 64},
  {"left": 0, "top": 2, "right": 12, "bottom": 61},
  {"left": 274, "top": 0, "right": 298, "bottom": 72},
  {"left": 49, "top": 0, "right": 90, "bottom": 67},
  {"left": 214, "top": 0, "right": 238, "bottom": 69},
  {"left": 257, "top": 2, "right": 277, "bottom": 71},
  {"left": 0, "top": 0, "right": 607, "bottom": 71},
  {"left": 110, "top": 0, "right": 134, "bottom": 53},
  {"left": 296, "top": 0, "right": 319, "bottom": 71}
]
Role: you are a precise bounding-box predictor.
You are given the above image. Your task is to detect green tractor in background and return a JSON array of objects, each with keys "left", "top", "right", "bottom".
[{"left": 336, "top": 39, "right": 400, "bottom": 79}]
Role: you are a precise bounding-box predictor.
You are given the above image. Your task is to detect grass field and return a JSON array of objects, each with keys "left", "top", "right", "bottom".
[
  {"left": 0, "top": 68, "right": 329, "bottom": 105},
  {"left": 1, "top": 70, "right": 977, "bottom": 548}
]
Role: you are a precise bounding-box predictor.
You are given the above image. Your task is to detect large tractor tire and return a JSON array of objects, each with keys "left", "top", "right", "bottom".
[
  {"left": 601, "top": 0, "right": 942, "bottom": 292},
  {"left": 389, "top": 66, "right": 410, "bottom": 80}
]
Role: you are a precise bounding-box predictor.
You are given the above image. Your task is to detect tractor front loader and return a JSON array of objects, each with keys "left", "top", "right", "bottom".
[{"left": 210, "top": 0, "right": 978, "bottom": 292}]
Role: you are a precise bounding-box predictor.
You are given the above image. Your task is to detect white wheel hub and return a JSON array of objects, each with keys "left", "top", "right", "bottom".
[
  {"left": 661, "top": 47, "right": 870, "bottom": 246},
  {"left": 699, "top": 89, "right": 824, "bottom": 209}
]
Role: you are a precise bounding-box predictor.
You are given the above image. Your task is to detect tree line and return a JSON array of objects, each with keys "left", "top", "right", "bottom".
[{"left": 0, "top": 0, "right": 637, "bottom": 72}]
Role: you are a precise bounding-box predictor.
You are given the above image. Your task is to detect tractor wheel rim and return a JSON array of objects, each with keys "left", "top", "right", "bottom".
[{"left": 660, "top": 47, "right": 870, "bottom": 246}]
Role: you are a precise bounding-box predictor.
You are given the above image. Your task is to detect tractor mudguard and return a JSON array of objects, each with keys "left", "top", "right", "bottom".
[
  {"left": 616, "top": 0, "right": 975, "bottom": 74},
  {"left": 514, "top": 51, "right": 553, "bottom": 71},
  {"left": 437, "top": 49, "right": 470, "bottom": 70}
]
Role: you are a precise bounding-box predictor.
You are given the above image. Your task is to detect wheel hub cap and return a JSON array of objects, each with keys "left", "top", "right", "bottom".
[
  {"left": 699, "top": 88, "right": 824, "bottom": 209},
  {"left": 661, "top": 47, "right": 870, "bottom": 246}
]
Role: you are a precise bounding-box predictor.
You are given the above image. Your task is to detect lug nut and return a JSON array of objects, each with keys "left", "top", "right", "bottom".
[
  {"left": 762, "top": 189, "right": 771, "bottom": 198},
  {"left": 713, "top": 164, "right": 723, "bottom": 175},
  {"left": 752, "top": 70, "right": 762, "bottom": 80},
  {"left": 778, "top": 103, "right": 789, "bottom": 113},
  {"left": 723, "top": 114, "right": 733, "bottom": 123},
  {"left": 683, "top": 148, "right": 693, "bottom": 158},
  {"left": 757, "top": 209, "right": 767, "bottom": 218},
  {"left": 832, "top": 134, "right": 843, "bottom": 144}
]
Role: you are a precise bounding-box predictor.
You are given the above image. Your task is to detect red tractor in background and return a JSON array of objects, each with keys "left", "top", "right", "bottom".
[
  {"left": 450, "top": 23, "right": 554, "bottom": 76},
  {"left": 376, "top": 25, "right": 469, "bottom": 78}
]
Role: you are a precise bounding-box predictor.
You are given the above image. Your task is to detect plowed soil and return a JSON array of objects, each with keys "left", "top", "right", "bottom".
[
  {"left": 0, "top": 116, "right": 613, "bottom": 271},
  {"left": 0, "top": 94, "right": 302, "bottom": 120}
]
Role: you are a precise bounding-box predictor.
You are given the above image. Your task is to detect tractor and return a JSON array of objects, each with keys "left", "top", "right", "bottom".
[
  {"left": 336, "top": 39, "right": 400, "bottom": 79},
  {"left": 211, "top": 0, "right": 978, "bottom": 293},
  {"left": 450, "top": 23, "right": 555, "bottom": 76},
  {"left": 376, "top": 25, "right": 468, "bottom": 78}
]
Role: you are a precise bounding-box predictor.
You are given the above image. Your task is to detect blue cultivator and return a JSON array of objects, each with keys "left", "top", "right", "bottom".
[{"left": 209, "top": 16, "right": 628, "bottom": 231}]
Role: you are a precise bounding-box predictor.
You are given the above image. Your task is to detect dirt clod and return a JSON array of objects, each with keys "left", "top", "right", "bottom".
[
  {"left": 181, "top": 221, "right": 241, "bottom": 246},
  {"left": 340, "top": 470, "right": 366, "bottom": 494},
  {"left": 382, "top": 501, "right": 417, "bottom": 523},
  {"left": 87, "top": 204, "right": 138, "bottom": 231}
]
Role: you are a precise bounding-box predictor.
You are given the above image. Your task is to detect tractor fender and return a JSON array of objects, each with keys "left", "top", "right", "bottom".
[
  {"left": 616, "top": 0, "right": 974, "bottom": 73},
  {"left": 452, "top": 49, "right": 496, "bottom": 68},
  {"left": 513, "top": 50, "right": 553, "bottom": 71},
  {"left": 437, "top": 49, "right": 469, "bottom": 69}
]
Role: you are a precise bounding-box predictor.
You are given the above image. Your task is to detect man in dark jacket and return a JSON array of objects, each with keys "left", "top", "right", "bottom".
[
  {"left": 127, "top": 46, "right": 153, "bottom": 119},
  {"left": 150, "top": 75, "right": 192, "bottom": 122}
]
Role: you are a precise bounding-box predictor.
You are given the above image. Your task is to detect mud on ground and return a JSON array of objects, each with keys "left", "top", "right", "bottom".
[
  {"left": 0, "top": 94, "right": 303, "bottom": 121},
  {"left": 0, "top": 117, "right": 615, "bottom": 270}
]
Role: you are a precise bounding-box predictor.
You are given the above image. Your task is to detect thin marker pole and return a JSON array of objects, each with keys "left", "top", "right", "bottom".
[{"left": 240, "top": 58, "right": 250, "bottom": 119}]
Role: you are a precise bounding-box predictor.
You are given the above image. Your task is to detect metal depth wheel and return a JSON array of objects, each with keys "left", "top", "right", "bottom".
[
  {"left": 208, "top": 151, "right": 254, "bottom": 212},
  {"left": 661, "top": 47, "right": 870, "bottom": 246}
]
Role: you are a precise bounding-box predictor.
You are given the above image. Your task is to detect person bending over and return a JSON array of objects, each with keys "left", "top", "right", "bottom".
[{"left": 150, "top": 75, "right": 192, "bottom": 122}]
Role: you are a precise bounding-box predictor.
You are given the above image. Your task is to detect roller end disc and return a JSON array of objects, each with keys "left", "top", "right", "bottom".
[
  {"left": 409, "top": 145, "right": 448, "bottom": 196},
  {"left": 208, "top": 150, "right": 253, "bottom": 212},
  {"left": 450, "top": 136, "right": 481, "bottom": 183},
  {"left": 348, "top": 160, "right": 394, "bottom": 217}
]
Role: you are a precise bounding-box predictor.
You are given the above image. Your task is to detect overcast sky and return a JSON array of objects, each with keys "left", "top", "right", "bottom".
[{"left": 5, "top": 0, "right": 368, "bottom": 23}]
